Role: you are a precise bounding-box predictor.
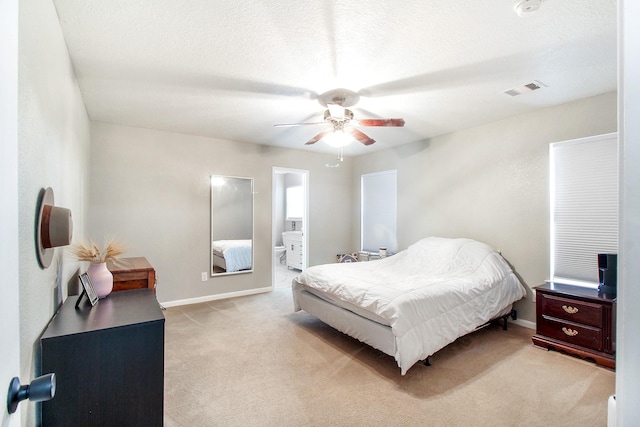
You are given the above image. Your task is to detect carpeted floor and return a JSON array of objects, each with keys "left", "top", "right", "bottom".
[{"left": 163, "top": 288, "right": 614, "bottom": 426}]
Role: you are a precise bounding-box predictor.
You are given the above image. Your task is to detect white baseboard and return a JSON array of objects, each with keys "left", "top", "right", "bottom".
[
  {"left": 160, "top": 286, "right": 272, "bottom": 308},
  {"left": 512, "top": 318, "right": 536, "bottom": 330},
  {"left": 607, "top": 394, "right": 616, "bottom": 427}
]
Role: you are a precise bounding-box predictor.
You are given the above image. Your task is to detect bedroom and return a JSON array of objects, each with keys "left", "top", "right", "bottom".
[{"left": 2, "top": 0, "right": 639, "bottom": 425}]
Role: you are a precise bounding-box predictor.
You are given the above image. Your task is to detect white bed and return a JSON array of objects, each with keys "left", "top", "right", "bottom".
[
  {"left": 212, "top": 239, "right": 252, "bottom": 273},
  {"left": 292, "top": 237, "right": 527, "bottom": 374}
]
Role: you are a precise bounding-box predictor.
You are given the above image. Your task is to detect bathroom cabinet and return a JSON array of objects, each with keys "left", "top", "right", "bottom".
[{"left": 283, "top": 231, "right": 303, "bottom": 270}]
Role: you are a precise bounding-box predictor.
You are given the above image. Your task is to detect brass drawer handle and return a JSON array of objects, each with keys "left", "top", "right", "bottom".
[
  {"left": 562, "top": 327, "right": 579, "bottom": 337},
  {"left": 562, "top": 305, "right": 579, "bottom": 314}
]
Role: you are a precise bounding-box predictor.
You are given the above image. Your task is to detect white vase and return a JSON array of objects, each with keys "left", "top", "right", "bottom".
[{"left": 87, "top": 262, "right": 113, "bottom": 299}]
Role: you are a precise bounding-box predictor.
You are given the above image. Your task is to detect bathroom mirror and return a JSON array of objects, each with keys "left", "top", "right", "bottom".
[{"left": 210, "top": 175, "right": 254, "bottom": 276}]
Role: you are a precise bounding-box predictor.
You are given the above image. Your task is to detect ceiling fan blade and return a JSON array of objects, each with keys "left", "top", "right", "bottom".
[
  {"left": 358, "top": 118, "right": 405, "bottom": 127},
  {"left": 348, "top": 129, "right": 376, "bottom": 146},
  {"left": 305, "top": 131, "right": 331, "bottom": 145},
  {"left": 274, "top": 122, "right": 325, "bottom": 127}
]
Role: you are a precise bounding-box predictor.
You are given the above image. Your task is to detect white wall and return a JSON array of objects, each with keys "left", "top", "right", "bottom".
[
  {"left": 274, "top": 173, "right": 286, "bottom": 246},
  {"left": 617, "top": 0, "right": 640, "bottom": 422},
  {"left": 352, "top": 92, "right": 617, "bottom": 323},
  {"left": 89, "top": 122, "right": 353, "bottom": 304},
  {"left": 17, "top": 0, "right": 91, "bottom": 425},
  {"left": 1, "top": 0, "right": 21, "bottom": 425}
]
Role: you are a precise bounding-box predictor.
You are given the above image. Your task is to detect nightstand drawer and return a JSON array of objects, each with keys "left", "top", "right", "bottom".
[
  {"left": 538, "top": 316, "right": 603, "bottom": 352},
  {"left": 539, "top": 293, "right": 603, "bottom": 327}
]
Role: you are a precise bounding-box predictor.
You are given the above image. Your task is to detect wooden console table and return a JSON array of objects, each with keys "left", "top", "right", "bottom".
[{"left": 107, "top": 256, "right": 156, "bottom": 292}]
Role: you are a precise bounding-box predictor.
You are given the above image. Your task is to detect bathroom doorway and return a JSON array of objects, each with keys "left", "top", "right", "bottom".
[{"left": 272, "top": 167, "right": 309, "bottom": 289}]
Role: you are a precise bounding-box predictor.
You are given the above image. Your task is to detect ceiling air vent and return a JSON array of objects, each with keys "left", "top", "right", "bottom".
[{"left": 504, "top": 80, "right": 547, "bottom": 97}]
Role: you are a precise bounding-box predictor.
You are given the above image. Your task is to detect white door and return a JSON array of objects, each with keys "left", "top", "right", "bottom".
[{"left": 1, "top": 0, "right": 22, "bottom": 424}]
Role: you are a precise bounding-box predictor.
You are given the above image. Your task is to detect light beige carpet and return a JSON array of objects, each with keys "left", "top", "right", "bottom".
[{"left": 163, "top": 288, "right": 614, "bottom": 427}]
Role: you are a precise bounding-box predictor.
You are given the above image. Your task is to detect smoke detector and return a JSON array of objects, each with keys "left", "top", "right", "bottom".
[{"left": 514, "top": 0, "right": 542, "bottom": 17}]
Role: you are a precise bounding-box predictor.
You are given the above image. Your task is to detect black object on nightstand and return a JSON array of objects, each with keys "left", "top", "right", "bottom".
[
  {"left": 532, "top": 282, "right": 616, "bottom": 369},
  {"left": 41, "top": 289, "right": 165, "bottom": 426},
  {"left": 598, "top": 253, "right": 617, "bottom": 297}
]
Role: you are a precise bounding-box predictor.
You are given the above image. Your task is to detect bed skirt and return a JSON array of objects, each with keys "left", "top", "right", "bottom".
[
  {"left": 293, "top": 281, "right": 397, "bottom": 357},
  {"left": 292, "top": 280, "right": 515, "bottom": 374}
]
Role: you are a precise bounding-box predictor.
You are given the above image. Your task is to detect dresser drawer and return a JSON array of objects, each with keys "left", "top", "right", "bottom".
[
  {"left": 539, "top": 292, "right": 603, "bottom": 327},
  {"left": 538, "top": 316, "right": 603, "bottom": 352},
  {"left": 112, "top": 272, "right": 152, "bottom": 291}
]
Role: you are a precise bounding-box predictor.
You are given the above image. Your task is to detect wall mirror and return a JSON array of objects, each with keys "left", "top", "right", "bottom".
[{"left": 211, "top": 175, "right": 254, "bottom": 276}]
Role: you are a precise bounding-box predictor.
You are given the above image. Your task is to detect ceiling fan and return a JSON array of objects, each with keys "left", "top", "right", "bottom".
[{"left": 274, "top": 88, "right": 405, "bottom": 147}]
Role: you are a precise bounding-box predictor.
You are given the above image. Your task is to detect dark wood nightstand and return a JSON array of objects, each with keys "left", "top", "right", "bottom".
[{"left": 532, "top": 282, "right": 616, "bottom": 369}]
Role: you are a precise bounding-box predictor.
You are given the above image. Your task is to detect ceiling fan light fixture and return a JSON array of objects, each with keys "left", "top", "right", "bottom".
[
  {"left": 276, "top": 87, "right": 404, "bottom": 147},
  {"left": 327, "top": 103, "right": 346, "bottom": 120},
  {"left": 323, "top": 130, "right": 353, "bottom": 147}
]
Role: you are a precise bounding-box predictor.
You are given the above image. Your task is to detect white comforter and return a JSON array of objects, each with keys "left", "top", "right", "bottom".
[
  {"left": 294, "top": 237, "right": 527, "bottom": 374},
  {"left": 212, "top": 239, "right": 252, "bottom": 272}
]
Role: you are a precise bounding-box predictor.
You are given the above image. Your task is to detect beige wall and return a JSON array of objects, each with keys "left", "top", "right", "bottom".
[
  {"left": 18, "top": 0, "right": 91, "bottom": 425},
  {"left": 89, "top": 122, "right": 353, "bottom": 304},
  {"left": 351, "top": 92, "right": 617, "bottom": 323}
]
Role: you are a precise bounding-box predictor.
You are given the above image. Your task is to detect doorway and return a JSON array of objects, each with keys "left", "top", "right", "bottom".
[{"left": 272, "top": 167, "right": 309, "bottom": 289}]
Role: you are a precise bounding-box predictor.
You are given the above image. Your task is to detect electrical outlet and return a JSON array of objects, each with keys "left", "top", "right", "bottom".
[{"left": 201, "top": 272, "right": 208, "bottom": 282}]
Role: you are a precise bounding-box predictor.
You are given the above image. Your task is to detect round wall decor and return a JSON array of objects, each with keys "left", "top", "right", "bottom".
[{"left": 36, "top": 187, "right": 73, "bottom": 268}]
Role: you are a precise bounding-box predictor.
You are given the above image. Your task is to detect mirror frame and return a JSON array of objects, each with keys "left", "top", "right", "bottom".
[{"left": 210, "top": 175, "right": 254, "bottom": 276}]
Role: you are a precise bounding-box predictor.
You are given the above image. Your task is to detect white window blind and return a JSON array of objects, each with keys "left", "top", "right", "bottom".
[
  {"left": 550, "top": 133, "right": 618, "bottom": 286},
  {"left": 361, "top": 170, "right": 397, "bottom": 254}
]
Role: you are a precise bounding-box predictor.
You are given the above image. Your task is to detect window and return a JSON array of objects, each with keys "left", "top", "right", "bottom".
[
  {"left": 550, "top": 133, "right": 618, "bottom": 287},
  {"left": 361, "top": 170, "right": 397, "bottom": 254},
  {"left": 286, "top": 186, "right": 303, "bottom": 220}
]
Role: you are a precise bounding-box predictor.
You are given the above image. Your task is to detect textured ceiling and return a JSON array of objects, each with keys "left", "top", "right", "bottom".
[{"left": 52, "top": 0, "right": 617, "bottom": 156}]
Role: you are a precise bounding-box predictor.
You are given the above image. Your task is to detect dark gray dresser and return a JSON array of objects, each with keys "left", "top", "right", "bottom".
[{"left": 41, "top": 288, "right": 165, "bottom": 426}]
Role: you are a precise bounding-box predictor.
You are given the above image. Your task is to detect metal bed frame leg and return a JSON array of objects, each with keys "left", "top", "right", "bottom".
[{"left": 501, "top": 309, "right": 518, "bottom": 331}]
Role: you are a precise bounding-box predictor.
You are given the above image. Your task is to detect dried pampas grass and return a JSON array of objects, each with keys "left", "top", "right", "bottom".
[{"left": 70, "top": 238, "right": 126, "bottom": 263}]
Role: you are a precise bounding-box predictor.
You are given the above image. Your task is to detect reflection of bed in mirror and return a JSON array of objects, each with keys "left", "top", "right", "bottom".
[
  {"left": 212, "top": 239, "right": 252, "bottom": 273},
  {"left": 293, "top": 237, "right": 527, "bottom": 375}
]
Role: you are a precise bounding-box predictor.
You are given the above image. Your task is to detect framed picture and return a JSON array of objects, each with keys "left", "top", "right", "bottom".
[{"left": 77, "top": 272, "right": 99, "bottom": 307}]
